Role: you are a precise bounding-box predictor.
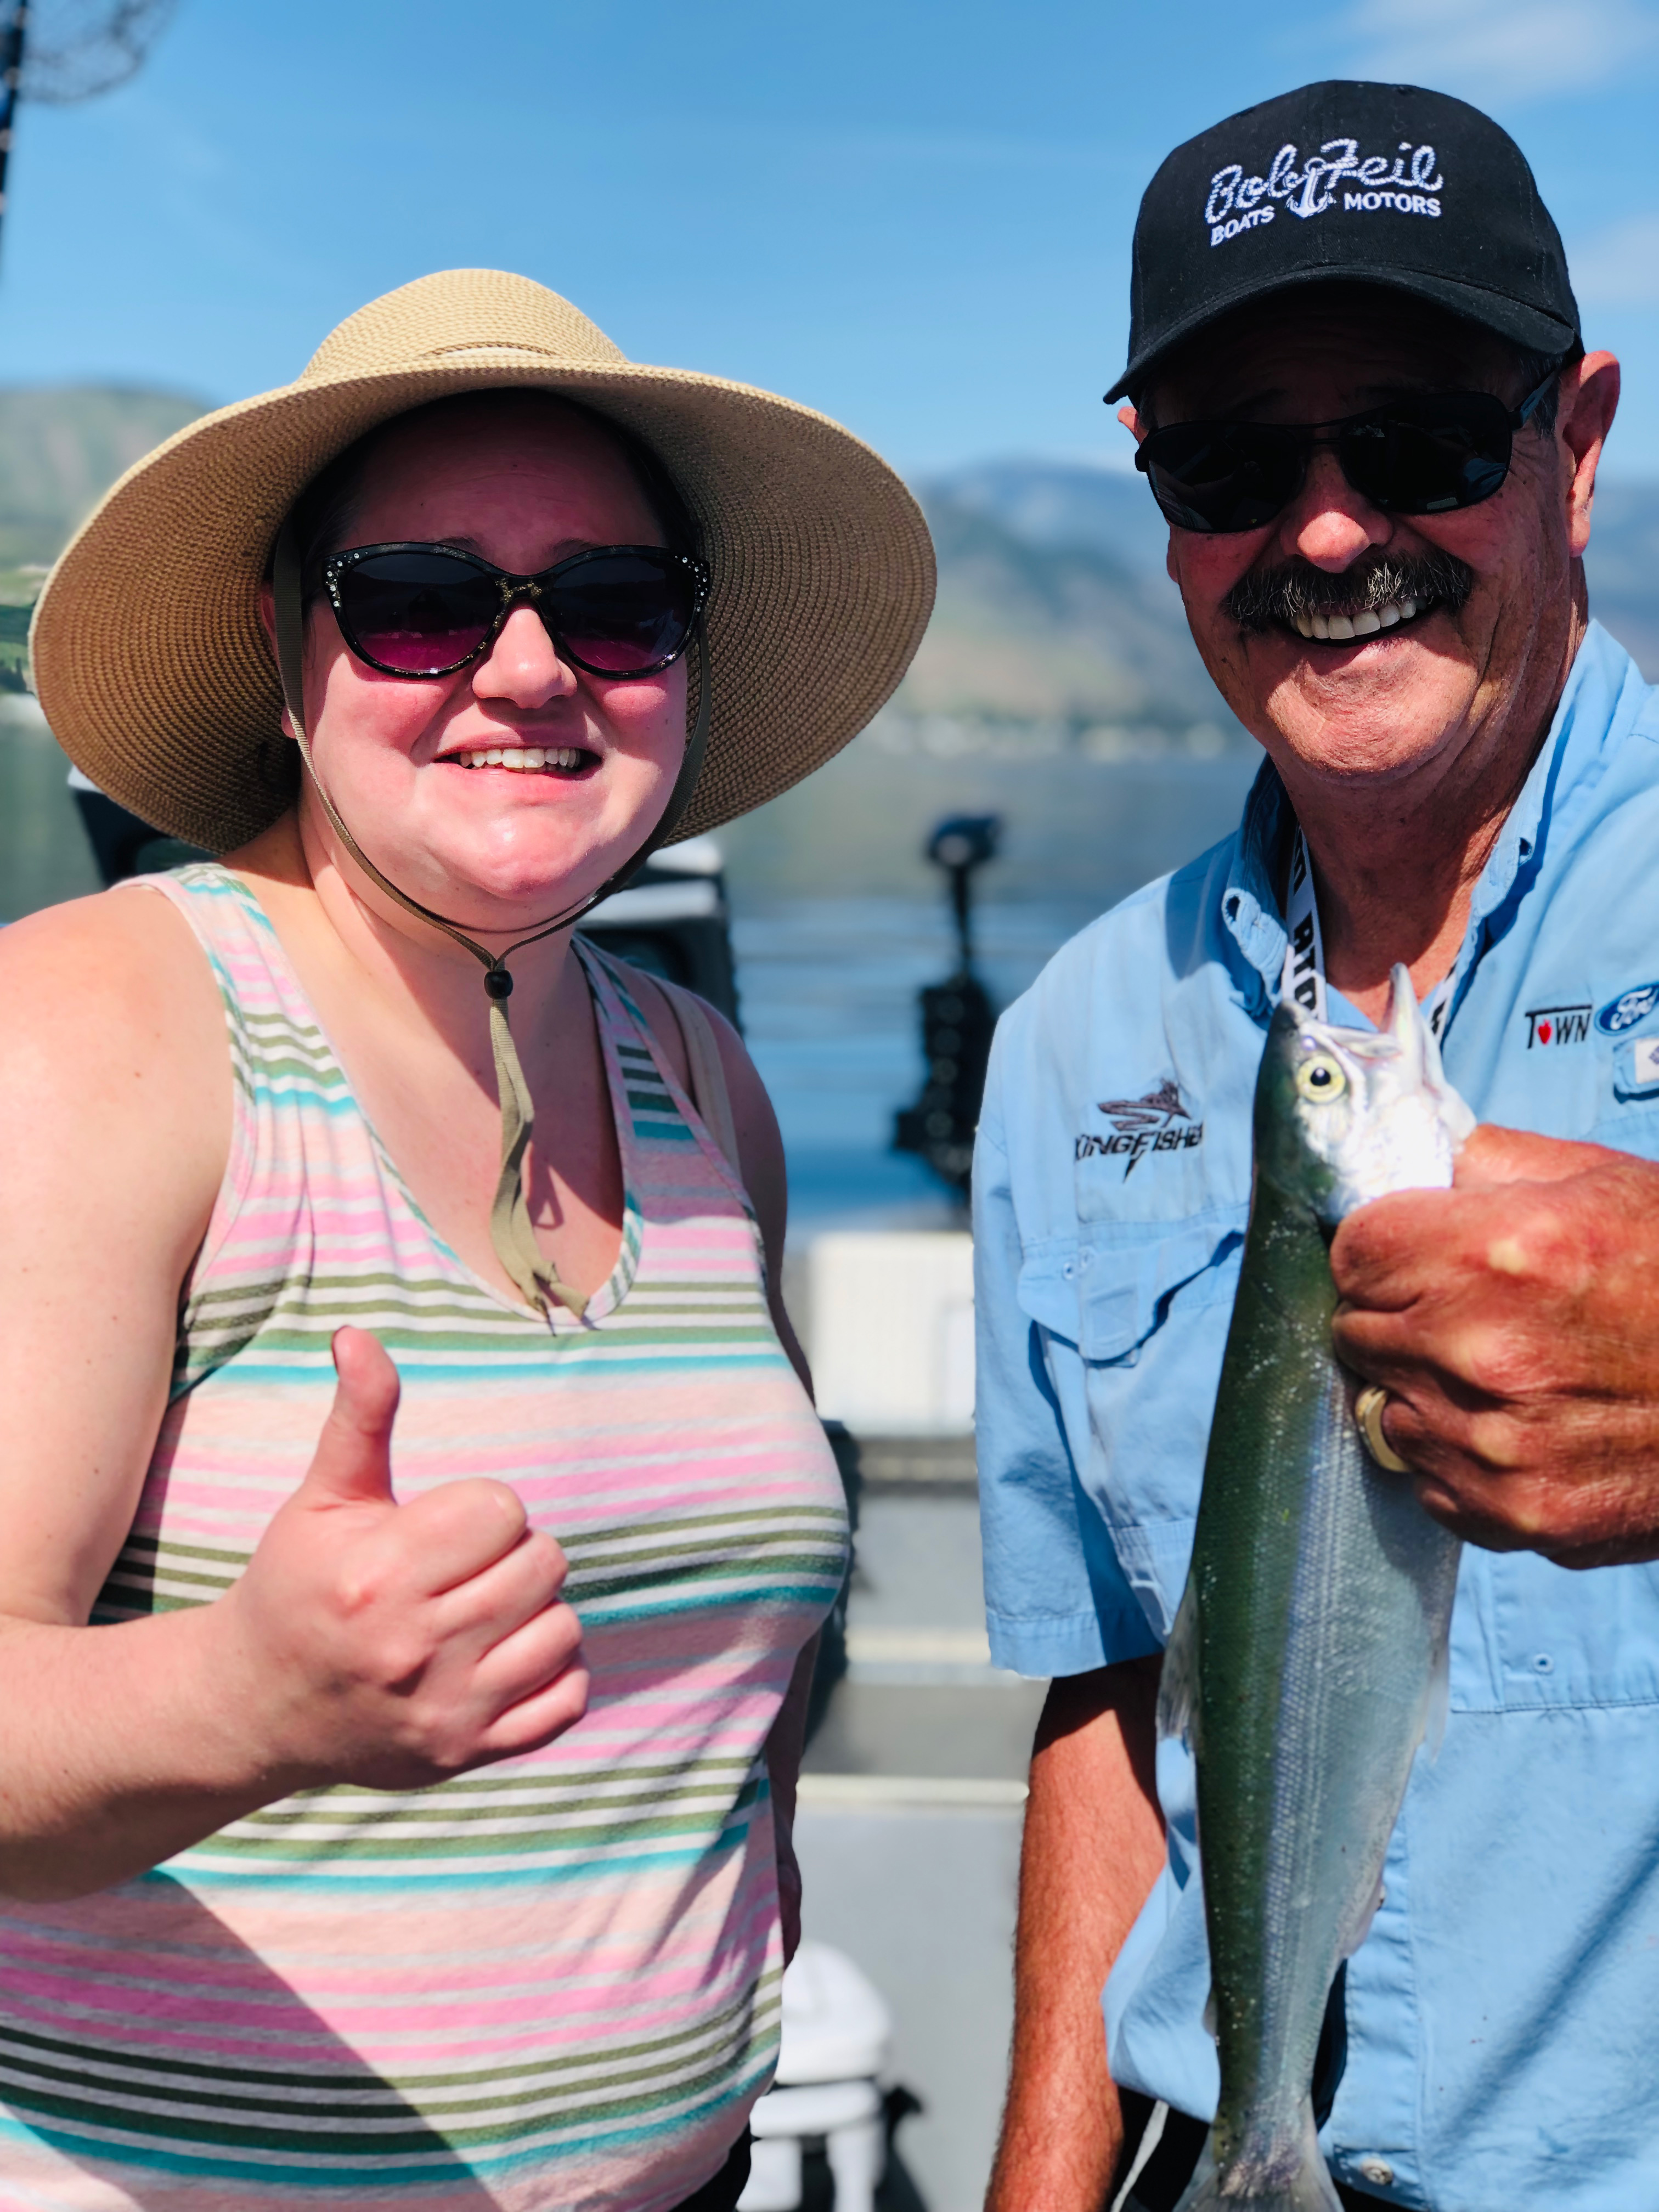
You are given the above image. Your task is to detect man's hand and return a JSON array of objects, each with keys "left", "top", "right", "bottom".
[
  {"left": 219, "top": 1327, "right": 589, "bottom": 1787},
  {"left": 1331, "top": 1125, "right": 1659, "bottom": 1567}
]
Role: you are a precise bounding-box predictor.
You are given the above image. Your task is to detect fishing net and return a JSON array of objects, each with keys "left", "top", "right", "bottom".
[{"left": 19, "top": 0, "right": 175, "bottom": 105}]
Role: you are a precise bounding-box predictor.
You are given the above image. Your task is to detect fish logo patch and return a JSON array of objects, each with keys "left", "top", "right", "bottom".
[
  {"left": 1523, "top": 1003, "right": 1591, "bottom": 1048},
  {"left": 1077, "top": 1080, "right": 1204, "bottom": 1175},
  {"left": 1596, "top": 981, "right": 1659, "bottom": 1036}
]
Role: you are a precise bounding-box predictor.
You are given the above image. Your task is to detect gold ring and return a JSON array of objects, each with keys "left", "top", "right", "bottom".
[{"left": 1355, "top": 1385, "right": 1413, "bottom": 1474}]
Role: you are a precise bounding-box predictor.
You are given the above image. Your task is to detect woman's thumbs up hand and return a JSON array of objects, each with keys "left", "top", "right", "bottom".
[{"left": 219, "top": 1328, "right": 588, "bottom": 1789}]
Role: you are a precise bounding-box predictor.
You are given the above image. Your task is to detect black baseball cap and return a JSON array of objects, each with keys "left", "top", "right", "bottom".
[{"left": 1107, "top": 81, "right": 1581, "bottom": 403}]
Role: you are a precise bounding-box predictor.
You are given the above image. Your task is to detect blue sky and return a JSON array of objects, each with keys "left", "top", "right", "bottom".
[{"left": 1, "top": 0, "right": 1657, "bottom": 478}]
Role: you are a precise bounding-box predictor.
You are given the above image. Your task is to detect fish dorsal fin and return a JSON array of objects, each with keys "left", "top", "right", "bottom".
[
  {"left": 1387, "top": 963, "right": 1425, "bottom": 1086},
  {"left": 1158, "top": 1581, "right": 1201, "bottom": 1748}
]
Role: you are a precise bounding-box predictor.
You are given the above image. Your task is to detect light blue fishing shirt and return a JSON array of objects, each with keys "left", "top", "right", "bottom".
[{"left": 974, "top": 621, "right": 1659, "bottom": 2212}]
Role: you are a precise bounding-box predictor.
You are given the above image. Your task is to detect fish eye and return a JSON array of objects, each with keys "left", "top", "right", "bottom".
[{"left": 1295, "top": 1052, "right": 1347, "bottom": 1103}]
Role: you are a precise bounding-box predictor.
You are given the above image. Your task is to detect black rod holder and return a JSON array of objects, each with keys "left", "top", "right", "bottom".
[{"left": 894, "top": 814, "right": 1003, "bottom": 1196}]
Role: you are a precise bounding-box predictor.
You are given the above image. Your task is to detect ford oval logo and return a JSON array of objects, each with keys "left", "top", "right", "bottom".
[{"left": 1596, "top": 981, "right": 1659, "bottom": 1035}]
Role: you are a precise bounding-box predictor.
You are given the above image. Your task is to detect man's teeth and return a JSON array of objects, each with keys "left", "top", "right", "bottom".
[
  {"left": 1292, "top": 597, "right": 1419, "bottom": 641},
  {"left": 453, "top": 746, "right": 586, "bottom": 771}
]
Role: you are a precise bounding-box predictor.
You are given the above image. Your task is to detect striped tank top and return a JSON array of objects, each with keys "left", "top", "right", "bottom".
[{"left": 0, "top": 863, "right": 848, "bottom": 2212}]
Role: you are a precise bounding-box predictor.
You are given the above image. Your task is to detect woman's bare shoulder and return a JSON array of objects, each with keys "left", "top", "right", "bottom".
[
  {"left": 0, "top": 886, "right": 234, "bottom": 1624},
  {"left": 0, "top": 881, "right": 219, "bottom": 1040},
  {"left": 0, "top": 884, "right": 231, "bottom": 1214}
]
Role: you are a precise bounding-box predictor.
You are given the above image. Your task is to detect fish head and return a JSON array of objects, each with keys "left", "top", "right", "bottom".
[{"left": 1259, "top": 964, "right": 1476, "bottom": 1226}]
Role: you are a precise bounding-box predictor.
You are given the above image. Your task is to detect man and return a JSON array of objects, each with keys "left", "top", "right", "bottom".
[{"left": 974, "top": 79, "right": 1659, "bottom": 2212}]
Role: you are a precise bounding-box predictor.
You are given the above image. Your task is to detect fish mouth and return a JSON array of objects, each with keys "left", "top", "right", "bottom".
[{"left": 435, "top": 742, "right": 600, "bottom": 778}]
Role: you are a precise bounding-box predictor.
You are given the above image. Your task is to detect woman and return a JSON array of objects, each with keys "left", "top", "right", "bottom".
[{"left": 0, "top": 270, "right": 933, "bottom": 2211}]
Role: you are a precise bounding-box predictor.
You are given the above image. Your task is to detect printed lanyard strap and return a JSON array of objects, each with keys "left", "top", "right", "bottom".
[{"left": 1280, "top": 827, "right": 1454, "bottom": 1038}]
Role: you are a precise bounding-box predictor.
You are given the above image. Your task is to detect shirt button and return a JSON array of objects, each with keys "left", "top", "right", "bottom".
[
  {"left": 1533, "top": 1653, "right": 1554, "bottom": 1673},
  {"left": 1357, "top": 2156, "right": 1395, "bottom": 2187}
]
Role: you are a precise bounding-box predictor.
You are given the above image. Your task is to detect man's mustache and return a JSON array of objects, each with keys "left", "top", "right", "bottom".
[{"left": 1224, "top": 550, "right": 1476, "bottom": 634}]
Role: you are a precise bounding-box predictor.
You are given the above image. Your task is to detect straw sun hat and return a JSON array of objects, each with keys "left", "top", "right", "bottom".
[{"left": 30, "top": 267, "right": 937, "bottom": 856}]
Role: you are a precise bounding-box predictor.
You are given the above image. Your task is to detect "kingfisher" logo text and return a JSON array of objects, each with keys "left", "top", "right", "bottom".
[{"left": 1077, "top": 1080, "right": 1205, "bottom": 1177}]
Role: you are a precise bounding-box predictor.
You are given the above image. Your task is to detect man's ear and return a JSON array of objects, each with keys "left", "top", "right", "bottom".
[
  {"left": 1558, "top": 351, "right": 1620, "bottom": 561},
  {"left": 1115, "top": 403, "right": 1178, "bottom": 580}
]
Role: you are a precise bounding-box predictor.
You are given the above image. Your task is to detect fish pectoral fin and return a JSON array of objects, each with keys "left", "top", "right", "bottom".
[{"left": 1157, "top": 1582, "right": 1201, "bottom": 1747}]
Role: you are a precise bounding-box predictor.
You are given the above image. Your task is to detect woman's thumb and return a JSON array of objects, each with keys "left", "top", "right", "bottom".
[{"left": 301, "top": 1327, "right": 401, "bottom": 1505}]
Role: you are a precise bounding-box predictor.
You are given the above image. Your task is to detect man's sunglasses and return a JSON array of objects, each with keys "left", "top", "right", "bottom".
[
  {"left": 1132, "top": 374, "right": 1559, "bottom": 536},
  {"left": 322, "top": 542, "right": 710, "bottom": 680}
]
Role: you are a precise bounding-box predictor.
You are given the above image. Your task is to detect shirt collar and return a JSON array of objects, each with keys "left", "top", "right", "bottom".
[
  {"left": 1220, "top": 759, "right": 1294, "bottom": 1006},
  {"left": 1218, "top": 620, "right": 1649, "bottom": 1011}
]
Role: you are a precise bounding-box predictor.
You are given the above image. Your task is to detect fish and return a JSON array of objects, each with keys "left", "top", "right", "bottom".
[{"left": 1160, "top": 965, "right": 1473, "bottom": 2212}]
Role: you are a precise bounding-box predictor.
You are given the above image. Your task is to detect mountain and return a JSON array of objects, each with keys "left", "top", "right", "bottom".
[
  {"left": 0, "top": 386, "right": 206, "bottom": 573},
  {"left": 927, "top": 459, "right": 1171, "bottom": 580},
  {"left": 724, "top": 454, "right": 1659, "bottom": 899},
  {"left": 896, "top": 481, "right": 1237, "bottom": 743},
  {"left": 0, "top": 387, "right": 1644, "bottom": 709},
  {"left": 924, "top": 454, "right": 1659, "bottom": 686},
  {"left": 1577, "top": 477, "right": 1659, "bottom": 677},
  {"left": 0, "top": 388, "right": 1655, "bottom": 910}
]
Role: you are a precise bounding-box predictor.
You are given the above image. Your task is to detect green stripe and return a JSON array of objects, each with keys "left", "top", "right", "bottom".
[
  {"left": 0, "top": 2034, "right": 776, "bottom": 2153},
  {"left": 0, "top": 1978, "right": 772, "bottom": 2097}
]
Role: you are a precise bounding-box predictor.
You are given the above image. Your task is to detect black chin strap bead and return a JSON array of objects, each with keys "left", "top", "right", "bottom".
[{"left": 483, "top": 966, "right": 515, "bottom": 1001}]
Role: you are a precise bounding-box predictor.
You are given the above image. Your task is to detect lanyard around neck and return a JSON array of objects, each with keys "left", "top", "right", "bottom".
[{"left": 1280, "top": 826, "right": 1454, "bottom": 1039}]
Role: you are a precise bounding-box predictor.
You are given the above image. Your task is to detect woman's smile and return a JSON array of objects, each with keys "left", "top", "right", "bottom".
[{"left": 434, "top": 738, "right": 602, "bottom": 777}]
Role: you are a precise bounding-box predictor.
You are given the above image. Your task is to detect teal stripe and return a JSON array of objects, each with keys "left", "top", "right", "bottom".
[
  {"left": 0, "top": 2068, "right": 772, "bottom": 2184},
  {"left": 157, "top": 1820, "right": 754, "bottom": 1892}
]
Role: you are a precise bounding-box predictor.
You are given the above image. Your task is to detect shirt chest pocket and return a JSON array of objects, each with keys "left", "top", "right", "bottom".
[
  {"left": 1017, "top": 1214, "right": 1246, "bottom": 1367},
  {"left": 1017, "top": 1215, "right": 1247, "bottom": 1625}
]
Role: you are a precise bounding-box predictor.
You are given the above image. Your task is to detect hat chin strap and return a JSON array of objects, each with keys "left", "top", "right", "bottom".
[{"left": 272, "top": 519, "right": 713, "bottom": 1321}]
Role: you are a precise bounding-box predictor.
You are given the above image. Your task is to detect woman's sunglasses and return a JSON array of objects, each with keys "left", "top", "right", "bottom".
[
  {"left": 1133, "top": 374, "right": 1559, "bottom": 536},
  {"left": 322, "top": 541, "right": 710, "bottom": 680}
]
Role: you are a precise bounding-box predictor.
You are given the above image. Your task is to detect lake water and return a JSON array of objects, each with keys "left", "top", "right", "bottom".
[
  {"left": 734, "top": 893, "right": 1103, "bottom": 1231},
  {"left": 0, "top": 702, "right": 1260, "bottom": 1227},
  {"left": 731, "top": 756, "right": 1260, "bottom": 1227}
]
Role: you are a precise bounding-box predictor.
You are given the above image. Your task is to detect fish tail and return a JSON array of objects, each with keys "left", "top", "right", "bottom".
[{"left": 1170, "top": 2108, "right": 1341, "bottom": 2212}]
